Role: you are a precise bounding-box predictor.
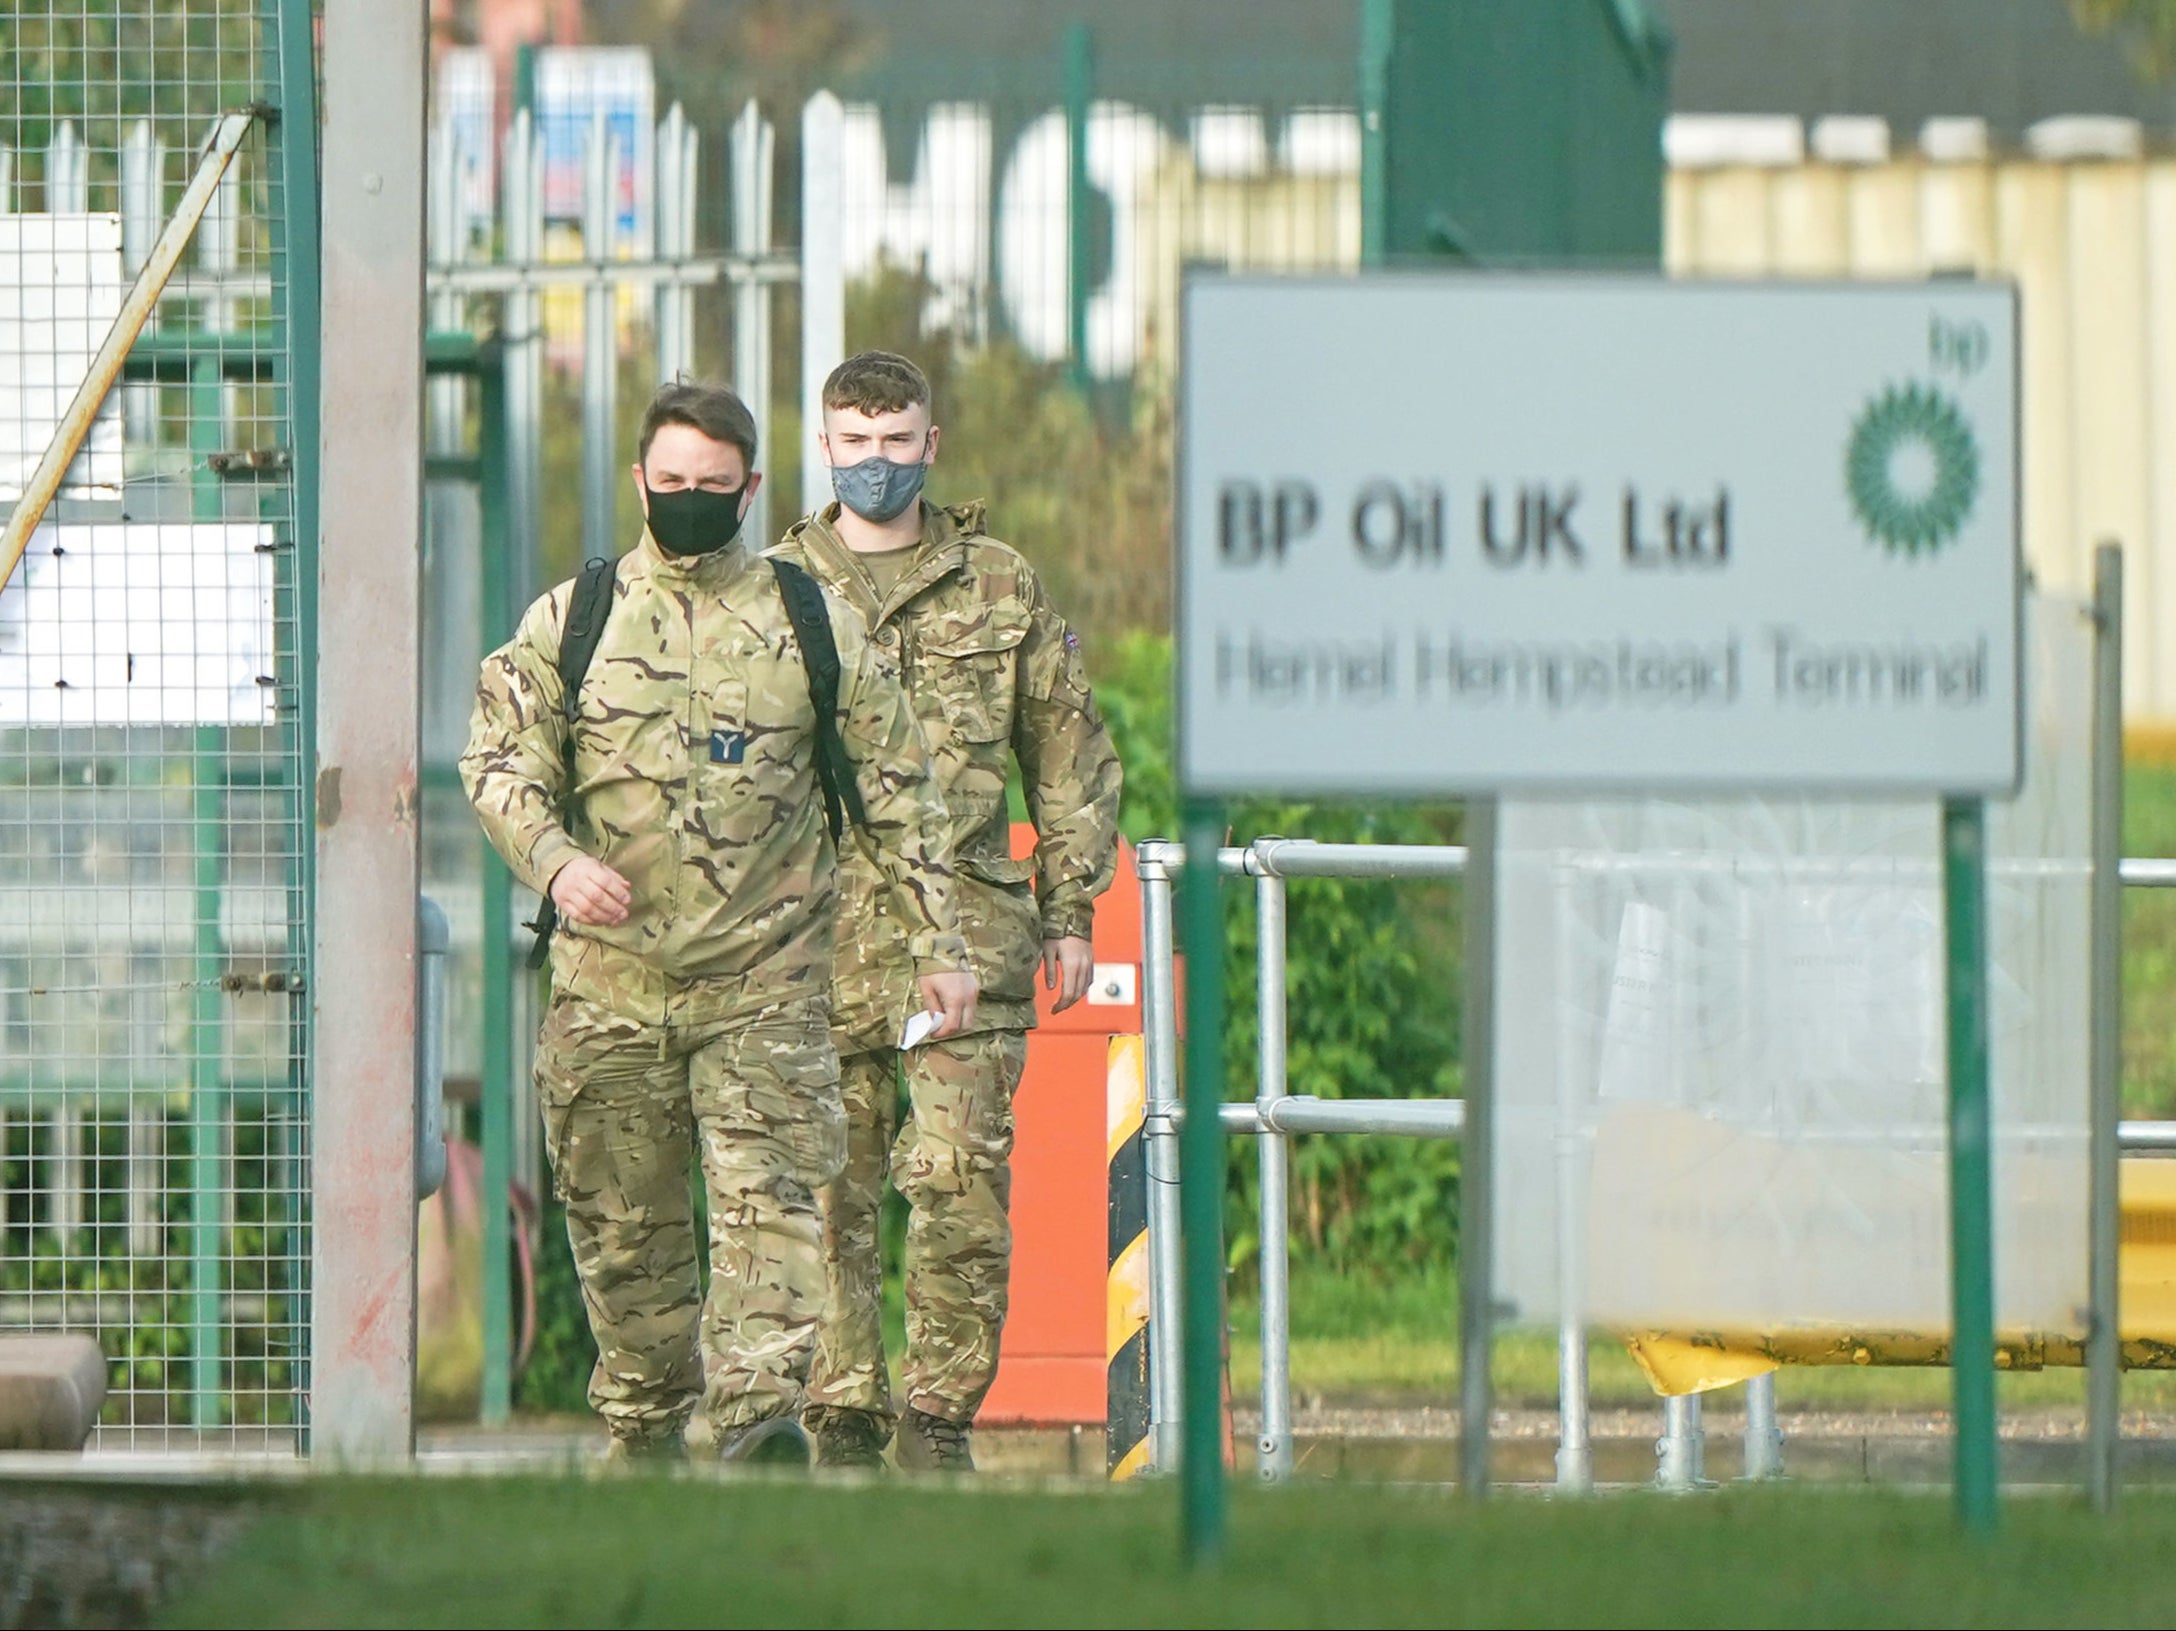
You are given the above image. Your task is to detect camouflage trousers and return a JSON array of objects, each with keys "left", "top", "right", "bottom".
[
  {"left": 533, "top": 992, "right": 845, "bottom": 1448},
  {"left": 805, "top": 1029, "right": 1029, "bottom": 1431}
]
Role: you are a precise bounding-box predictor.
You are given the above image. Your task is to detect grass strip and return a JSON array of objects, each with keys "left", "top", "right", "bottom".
[{"left": 160, "top": 1472, "right": 2176, "bottom": 1628}]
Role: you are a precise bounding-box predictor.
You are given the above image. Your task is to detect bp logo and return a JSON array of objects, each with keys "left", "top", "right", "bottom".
[{"left": 1844, "top": 381, "right": 1980, "bottom": 558}]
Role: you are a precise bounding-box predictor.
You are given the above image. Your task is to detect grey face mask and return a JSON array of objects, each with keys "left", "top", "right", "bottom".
[{"left": 830, "top": 450, "right": 929, "bottom": 524}]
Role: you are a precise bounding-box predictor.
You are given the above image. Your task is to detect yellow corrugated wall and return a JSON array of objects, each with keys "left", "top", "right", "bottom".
[{"left": 1669, "top": 157, "right": 2176, "bottom": 725}]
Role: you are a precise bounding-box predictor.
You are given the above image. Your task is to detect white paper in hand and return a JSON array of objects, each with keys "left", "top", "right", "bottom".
[{"left": 899, "top": 1008, "right": 941, "bottom": 1051}]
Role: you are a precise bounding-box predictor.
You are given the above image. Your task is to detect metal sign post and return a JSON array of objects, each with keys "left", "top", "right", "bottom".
[
  {"left": 1943, "top": 798, "right": 1998, "bottom": 1534},
  {"left": 2087, "top": 543, "right": 2127, "bottom": 1512},
  {"left": 1457, "top": 797, "right": 1499, "bottom": 1498},
  {"left": 1179, "top": 797, "right": 1228, "bottom": 1564}
]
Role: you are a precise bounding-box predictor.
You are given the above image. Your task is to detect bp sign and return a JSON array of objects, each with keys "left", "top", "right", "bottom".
[{"left": 1176, "top": 272, "right": 2021, "bottom": 797}]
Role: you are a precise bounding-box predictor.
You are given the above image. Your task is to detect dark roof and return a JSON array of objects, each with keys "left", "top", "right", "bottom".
[
  {"left": 1656, "top": 0, "right": 2176, "bottom": 135},
  {"left": 825, "top": 1, "right": 2176, "bottom": 135},
  {"left": 828, "top": 0, "right": 1359, "bottom": 106}
]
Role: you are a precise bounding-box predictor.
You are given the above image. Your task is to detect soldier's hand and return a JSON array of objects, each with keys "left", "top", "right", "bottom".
[
  {"left": 917, "top": 970, "right": 978, "bottom": 1040},
  {"left": 549, "top": 856, "right": 633, "bottom": 926},
  {"left": 1042, "top": 935, "right": 1095, "bottom": 1012}
]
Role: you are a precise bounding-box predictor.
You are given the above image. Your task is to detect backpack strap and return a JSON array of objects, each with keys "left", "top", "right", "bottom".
[
  {"left": 525, "top": 556, "right": 617, "bottom": 969},
  {"left": 556, "top": 554, "right": 618, "bottom": 724},
  {"left": 771, "top": 557, "right": 868, "bottom": 843}
]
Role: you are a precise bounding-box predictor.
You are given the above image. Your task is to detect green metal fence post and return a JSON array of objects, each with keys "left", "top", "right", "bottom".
[
  {"left": 1359, "top": 0, "right": 1392, "bottom": 268},
  {"left": 1943, "top": 794, "right": 1998, "bottom": 1534},
  {"left": 1458, "top": 797, "right": 1499, "bottom": 1498},
  {"left": 186, "top": 330, "right": 230, "bottom": 1428},
  {"left": 1064, "top": 22, "right": 1094, "bottom": 395},
  {"left": 477, "top": 342, "right": 516, "bottom": 1426},
  {"left": 188, "top": 723, "right": 226, "bottom": 1429},
  {"left": 1357, "top": 0, "right": 1667, "bottom": 268},
  {"left": 2088, "top": 542, "right": 2125, "bottom": 1511},
  {"left": 1179, "top": 798, "right": 1227, "bottom": 1566},
  {"left": 268, "top": 0, "right": 324, "bottom": 1427},
  {"left": 287, "top": 0, "right": 325, "bottom": 1436}
]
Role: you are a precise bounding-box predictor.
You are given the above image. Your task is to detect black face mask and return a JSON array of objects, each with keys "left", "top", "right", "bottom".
[{"left": 644, "top": 485, "right": 746, "bottom": 557}]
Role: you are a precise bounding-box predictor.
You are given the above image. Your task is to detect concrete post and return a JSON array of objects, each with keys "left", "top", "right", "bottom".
[{"left": 312, "top": 0, "right": 426, "bottom": 1461}]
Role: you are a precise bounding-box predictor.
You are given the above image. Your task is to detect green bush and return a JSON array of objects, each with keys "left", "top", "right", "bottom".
[
  {"left": 1091, "top": 632, "right": 1465, "bottom": 1283},
  {"left": 0, "top": 1110, "right": 302, "bottom": 1425},
  {"left": 512, "top": 1196, "right": 592, "bottom": 1417},
  {"left": 844, "top": 260, "right": 1174, "bottom": 654}
]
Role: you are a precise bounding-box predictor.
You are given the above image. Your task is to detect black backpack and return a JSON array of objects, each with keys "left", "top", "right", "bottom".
[{"left": 523, "top": 554, "right": 867, "bottom": 968}]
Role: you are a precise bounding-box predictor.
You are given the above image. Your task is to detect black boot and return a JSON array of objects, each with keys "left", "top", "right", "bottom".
[
  {"left": 715, "top": 1415, "right": 812, "bottom": 1469},
  {"left": 897, "top": 1407, "right": 974, "bottom": 1473},
  {"left": 604, "top": 1423, "right": 689, "bottom": 1465},
  {"left": 808, "top": 1407, "right": 891, "bottom": 1472}
]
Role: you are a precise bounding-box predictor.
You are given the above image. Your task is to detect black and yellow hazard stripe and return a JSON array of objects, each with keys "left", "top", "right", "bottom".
[{"left": 1105, "top": 1033, "right": 1152, "bottom": 1480}]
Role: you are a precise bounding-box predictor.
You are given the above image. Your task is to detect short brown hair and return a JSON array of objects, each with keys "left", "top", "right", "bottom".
[
  {"left": 636, "top": 379, "right": 758, "bottom": 470},
  {"left": 822, "top": 350, "right": 931, "bottom": 418}
]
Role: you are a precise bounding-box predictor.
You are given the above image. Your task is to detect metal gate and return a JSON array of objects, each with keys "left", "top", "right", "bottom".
[{"left": 0, "top": 0, "right": 318, "bottom": 1448}]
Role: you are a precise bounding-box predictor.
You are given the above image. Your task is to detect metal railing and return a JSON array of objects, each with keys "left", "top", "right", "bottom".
[{"left": 1131, "top": 834, "right": 2176, "bottom": 1491}]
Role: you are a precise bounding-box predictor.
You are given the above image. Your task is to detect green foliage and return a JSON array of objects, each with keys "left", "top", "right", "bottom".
[
  {"left": 2073, "top": 0, "right": 2176, "bottom": 80},
  {"left": 0, "top": 3, "right": 267, "bottom": 189},
  {"left": 0, "top": 1233, "right": 299, "bottom": 1423},
  {"left": 1090, "top": 630, "right": 1177, "bottom": 842},
  {"left": 1091, "top": 632, "right": 1466, "bottom": 1282},
  {"left": 513, "top": 1120, "right": 913, "bottom": 1419},
  {"left": 0, "top": 1109, "right": 302, "bottom": 1424},
  {"left": 511, "top": 1196, "right": 594, "bottom": 1416},
  {"left": 533, "top": 351, "right": 660, "bottom": 592},
  {"left": 844, "top": 261, "right": 1174, "bottom": 653},
  {"left": 2124, "top": 763, "right": 2176, "bottom": 1117}
]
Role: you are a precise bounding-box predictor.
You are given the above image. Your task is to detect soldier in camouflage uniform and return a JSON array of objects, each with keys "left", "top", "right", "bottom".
[
  {"left": 461, "top": 381, "right": 977, "bottom": 1469},
  {"left": 770, "top": 351, "right": 1122, "bottom": 1472}
]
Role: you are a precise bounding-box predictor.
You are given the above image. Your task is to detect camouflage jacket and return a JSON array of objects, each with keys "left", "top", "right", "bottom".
[
  {"left": 460, "top": 533, "right": 970, "bottom": 1030},
  {"left": 770, "top": 500, "right": 1122, "bottom": 1044}
]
